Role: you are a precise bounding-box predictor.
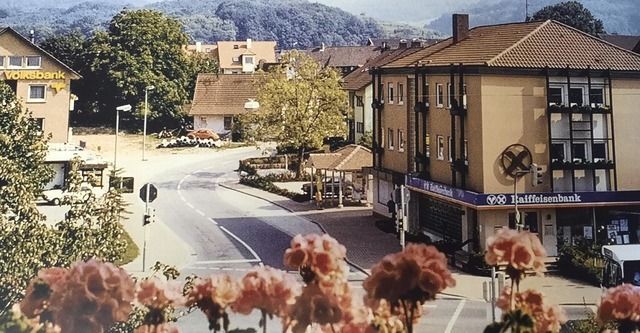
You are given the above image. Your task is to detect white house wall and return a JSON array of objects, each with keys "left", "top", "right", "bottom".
[{"left": 194, "top": 116, "right": 227, "bottom": 134}]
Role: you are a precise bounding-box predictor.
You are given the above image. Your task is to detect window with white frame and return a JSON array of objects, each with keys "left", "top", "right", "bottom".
[
  {"left": 548, "top": 86, "right": 563, "bottom": 106},
  {"left": 8, "top": 56, "right": 22, "bottom": 68},
  {"left": 551, "top": 143, "right": 565, "bottom": 161},
  {"left": 388, "top": 128, "right": 394, "bottom": 150},
  {"left": 437, "top": 135, "right": 444, "bottom": 160},
  {"left": 28, "top": 85, "right": 46, "bottom": 102},
  {"left": 569, "top": 87, "right": 584, "bottom": 106},
  {"left": 436, "top": 84, "right": 443, "bottom": 107},
  {"left": 448, "top": 136, "right": 453, "bottom": 161},
  {"left": 34, "top": 118, "right": 44, "bottom": 132},
  {"left": 398, "top": 130, "right": 404, "bottom": 152},
  {"left": 199, "top": 116, "right": 208, "bottom": 127},
  {"left": 0, "top": 56, "right": 4, "bottom": 68},
  {"left": 356, "top": 96, "right": 363, "bottom": 107},
  {"left": 232, "top": 56, "right": 240, "bottom": 62},
  {"left": 447, "top": 83, "right": 452, "bottom": 108},
  {"left": 593, "top": 142, "right": 607, "bottom": 162},
  {"left": 572, "top": 142, "right": 586, "bottom": 162},
  {"left": 589, "top": 88, "right": 605, "bottom": 107},
  {"left": 26, "top": 56, "right": 41, "bottom": 68},
  {"left": 356, "top": 122, "right": 364, "bottom": 133},
  {"left": 424, "top": 83, "right": 430, "bottom": 106},
  {"left": 388, "top": 83, "right": 394, "bottom": 104},
  {"left": 398, "top": 83, "right": 404, "bottom": 105},
  {"left": 243, "top": 55, "right": 254, "bottom": 65}
]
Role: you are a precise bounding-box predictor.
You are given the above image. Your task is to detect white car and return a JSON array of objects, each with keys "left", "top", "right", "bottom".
[{"left": 42, "top": 183, "right": 105, "bottom": 205}]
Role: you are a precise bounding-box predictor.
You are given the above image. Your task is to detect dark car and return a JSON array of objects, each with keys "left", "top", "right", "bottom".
[
  {"left": 186, "top": 128, "right": 220, "bottom": 140},
  {"left": 302, "top": 177, "right": 353, "bottom": 197}
]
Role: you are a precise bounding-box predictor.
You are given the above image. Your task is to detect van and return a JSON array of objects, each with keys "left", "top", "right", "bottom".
[{"left": 601, "top": 244, "right": 640, "bottom": 288}]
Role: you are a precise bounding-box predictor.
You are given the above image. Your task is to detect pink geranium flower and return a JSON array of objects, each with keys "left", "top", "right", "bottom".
[
  {"left": 597, "top": 283, "right": 640, "bottom": 326},
  {"left": 231, "top": 265, "right": 300, "bottom": 317},
  {"left": 485, "top": 227, "right": 547, "bottom": 276},
  {"left": 497, "top": 287, "right": 567, "bottom": 332},
  {"left": 284, "top": 234, "right": 348, "bottom": 282}
]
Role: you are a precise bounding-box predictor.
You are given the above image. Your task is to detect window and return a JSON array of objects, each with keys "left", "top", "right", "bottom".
[
  {"left": 398, "top": 130, "right": 404, "bottom": 152},
  {"left": 244, "top": 56, "right": 254, "bottom": 65},
  {"left": 232, "top": 56, "right": 240, "bottom": 62},
  {"left": 437, "top": 135, "right": 444, "bottom": 160},
  {"left": 33, "top": 118, "right": 44, "bottom": 132},
  {"left": 593, "top": 142, "right": 607, "bottom": 162},
  {"left": 448, "top": 136, "right": 453, "bottom": 161},
  {"left": 28, "top": 85, "right": 46, "bottom": 102},
  {"left": 464, "top": 139, "right": 468, "bottom": 160},
  {"left": 26, "top": 56, "right": 41, "bottom": 68},
  {"left": 447, "top": 83, "right": 452, "bottom": 108},
  {"left": 548, "top": 87, "right": 563, "bottom": 106},
  {"left": 551, "top": 143, "right": 565, "bottom": 161},
  {"left": 572, "top": 142, "right": 586, "bottom": 162},
  {"left": 589, "top": 88, "right": 605, "bottom": 106},
  {"left": 462, "top": 84, "right": 467, "bottom": 109},
  {"left": 199, "top": 116, "right": 207, "bottom": 127},
  {"left": 8, "top": 56, "right": 22, "bottom": 68},
  {"left": 223, "top": 116, "right": 233, "bottom": 130},
  {"left": 0, "top": 56, "right": 4, "bottom": 68},
  {"left": 388, "top": 128, "right": 394, "bottom": 150},
  {"left": 356, "top": 96, "right": 363, "bottom": 107},
  {"left": 356, "top": 122, "right": 364, "bottom": 133},
  {"left": 233, "top": 45, "right": 239, "bottom": 49},
  {"left": 398, "top": 83, "right": 404, "bottom": 105},
  {"left": 425, "top": 134, "right": 430, "bottom": 157},
  {"left": 424, "top": 83, "right": 430, "bottom": 106},
  {"left": 388, "top": 83, "right": 394, "bottom": 104},
  {"left": 569, "top": 87, "right": 584, "bottom": 106},
  {"left": 436, "top": 84, "right": 444, "bottom": 107}
]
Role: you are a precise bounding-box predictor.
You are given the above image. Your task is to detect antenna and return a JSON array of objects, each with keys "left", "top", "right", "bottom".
[{"left": 525, "top": 0, "right": 530, "bottom": 21}]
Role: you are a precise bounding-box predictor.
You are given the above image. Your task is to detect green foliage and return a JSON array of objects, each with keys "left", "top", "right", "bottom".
[
  {"left": 38, "top": 30, "right": 86, "bottom": 72},
  {"left": 358, "top": 131, "right": 373, "bottom": 149},
  {"left": 83, "top": 9, "right": 194, "bottom": 130},
  {"left": 556, "top": 237, "right": 604, "bottom": 285},
  {"left": 530, "top": 1, "right": 605, "bottom": 35},
  {"left": 239, "top": 175, "right": 307, "bottom": 202},
  {"left": 239, "top": 50, "right": 348, "bottom": 177}
]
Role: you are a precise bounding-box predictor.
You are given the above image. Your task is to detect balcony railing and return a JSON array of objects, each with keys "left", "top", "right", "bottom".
[
  {"left": 548, "top": 104, "right": 611, "bottom": 114},
  {"left": 550, "top": 159, "right": 614, "bottom": 170}
]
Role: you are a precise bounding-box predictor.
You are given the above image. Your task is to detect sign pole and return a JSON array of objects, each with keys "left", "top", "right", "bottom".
[{"left": 142, "top": 183, "right": 150, "bottom": 272}]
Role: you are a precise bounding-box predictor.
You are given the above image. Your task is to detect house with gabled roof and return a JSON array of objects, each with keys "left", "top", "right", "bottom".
[
  {"left": 599, "top": 34, "right": 640, "bottom": 54},
  {"left": 216, "top": 39, "right": 277, "bottom": 74},
  {"left": 188, "top": 73, "right": 257, "bottom": 135},
  {"left": 369, "top": 14, "right": 640, "bottom": 255},
  {"left": 0, "top": 27, "right": 81, "bottom": 143},
  {"left": 304, "top": 44, "right": 383, "bottom": 77}
]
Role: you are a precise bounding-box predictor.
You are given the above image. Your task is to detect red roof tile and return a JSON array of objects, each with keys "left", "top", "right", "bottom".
[{"left": 189, "top": 74, "right": 258, "bottom": 116}]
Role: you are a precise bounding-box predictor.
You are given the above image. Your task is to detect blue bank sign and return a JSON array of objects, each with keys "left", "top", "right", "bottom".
[{"left": 405, "top": 175, "right": 640, "bottom": 208}]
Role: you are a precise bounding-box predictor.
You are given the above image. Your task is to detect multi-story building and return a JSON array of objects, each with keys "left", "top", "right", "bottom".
[
  {"left": 370, "top": 14, "right": 640, "bottom": 255},
  {"left": 184, "top": 39, "right": 277, "bottom": 74},
  {"left": 0, "top": 27, "right": 80, "bottom": 143}
]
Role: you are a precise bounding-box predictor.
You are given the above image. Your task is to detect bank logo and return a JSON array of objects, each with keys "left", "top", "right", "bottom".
[{"left": 487, "top": 194, "right": 508, "bottom": 205}]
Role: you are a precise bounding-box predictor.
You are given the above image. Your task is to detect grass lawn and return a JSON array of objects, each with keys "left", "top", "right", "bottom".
[{"left": 116, "top": 229, "right": 140, "bottom": 266}]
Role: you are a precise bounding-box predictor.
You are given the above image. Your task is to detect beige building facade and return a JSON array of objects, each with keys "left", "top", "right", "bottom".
[
  {"left": 370, "top": 15, "right": 640, "bottom": 256},
  {"left": 0, "top": 28, "right": 80, "bottom": 143}
]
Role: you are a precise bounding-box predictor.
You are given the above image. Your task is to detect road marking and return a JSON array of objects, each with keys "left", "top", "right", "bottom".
[
  {"left": 219, "top": 225, "right": 262, "bottom": 263},
  {"left": 186, "top": 202, "right": 194, "bottom": 209},
  {"left": 195, "top": 209, "right": 205, "bottom": 216},
  {"left": 207, "top": 217, "right": 218, "bottom": 225},
  {"left": 444, "top": 299, "right": 466, "bottom": 333},
  {"left": 192, "top": 259, "right": 261, "bottom": 265},
  {"left": 180, "top": 195, "right": 186, "bottom": 203}
]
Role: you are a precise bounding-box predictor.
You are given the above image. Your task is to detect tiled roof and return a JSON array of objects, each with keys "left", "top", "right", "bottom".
[
  {"left": 217, "top": 40, "right": 277, "bottom": 70},
  {"left": 599, "top": 34, "right": 640, "bottom": 53},
  {"left": 386, "top": 20, "right": 640, "bottom": 71},
  {"left": 342, "top": 47, "right": 424, "bottom": 91},
  {"left": 308, "top": 145, "right": 372, "bottom": 171},
  {"left": 304, "top": 46, "right": 381, "bottom": 68},
  {"left": 189, "top": 74, "right": 258, "bottom": 116}
]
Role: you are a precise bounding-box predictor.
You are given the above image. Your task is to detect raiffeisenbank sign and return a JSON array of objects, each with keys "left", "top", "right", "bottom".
[{"left": 2, "top": 70, "right": 66, "bottom": 80}]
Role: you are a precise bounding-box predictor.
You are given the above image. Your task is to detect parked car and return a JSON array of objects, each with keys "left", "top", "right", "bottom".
[
  {"left": 42, "top": 183, "right": 105, "bottom": 205},
  {"left": 302, "top": 177, "right": 353, "bottom": 197},
  {"left": 186, "top": 128, "right": 220, "bottom": 140}
]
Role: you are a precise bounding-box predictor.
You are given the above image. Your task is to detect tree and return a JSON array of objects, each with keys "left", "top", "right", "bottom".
[
  {"left": 83, "top": 9, "right": 195, "bottom": 130},
  {"left": 38, "top": 30, "right": 86, "bottom": 72},
  {"left": 240, "top": 50, "right": 349, "bottom": 178},
  {"left": 529, "top": 1, "right": 605, "bottom": 35}
]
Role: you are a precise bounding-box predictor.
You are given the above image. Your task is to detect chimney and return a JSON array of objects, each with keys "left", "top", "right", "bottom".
[
  {"left": 399, "top": 39, "right": 408, "bottom": 49},
  {"left": 320, "top": 42, "right": 325, "bottom": 52},
  {"left": 247, "top": 38, "right": 252, "bottom": 49},
  {"left": 411, "top": 38, "right": 422, "bottom": 48},
  {"left": 196, "top": 41, "right": 202, "bottom": 53},
  {"left": 29, "top": 29, "right": 35, "bottom": 43},
  {"left": 452, "top": 14, "right": 469, "bottom": 44}
]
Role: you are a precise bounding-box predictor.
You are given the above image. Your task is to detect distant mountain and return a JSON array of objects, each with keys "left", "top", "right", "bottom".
[
  {"left": 0, "top": 0, "right": 440, "bottom": 49},
  {"left": 426, "top": 0, "right": 640, "bottom": 35}
]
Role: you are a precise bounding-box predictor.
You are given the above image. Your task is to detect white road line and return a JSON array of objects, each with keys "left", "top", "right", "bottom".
[
  {"left": 180, "top": 195, "right": 187, "bottom": 202},
  {"left": 195, "top": 209, "right": 205, "bottom": 216},
  {"left": 219, "top": 225, "right": 262, "bottom": 263},
  {"left": 207, "top": 217, "right": 218, "bottom": 225},
  {"left": 192, "top": 259, "right": 261, "bottom": 265},
  {"left": 444, "top": 299, "right": 466, "bottom": 333},
  {"left": 186, "top": 202, "right": 194, "bottom": 209}
]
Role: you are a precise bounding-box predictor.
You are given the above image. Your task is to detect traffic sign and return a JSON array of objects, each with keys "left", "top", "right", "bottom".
[{"left": 139, "top": 183, "right": 158, "bottom": 203}]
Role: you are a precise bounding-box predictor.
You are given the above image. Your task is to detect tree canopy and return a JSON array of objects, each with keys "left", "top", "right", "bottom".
[
  {"left": 529, "top": 1, "right": 605, "bottom": 35},
  {"left": 240, "top": 50, "right": 349, "bottom": 177}
]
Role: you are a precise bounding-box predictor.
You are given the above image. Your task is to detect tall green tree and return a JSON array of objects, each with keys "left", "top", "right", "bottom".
[
  {"left": 240, "top": 50, "right": 349, "bottom": 178},
  {"left": 529, "top": 1, "right": 605, "bottom": 35},
  {"left": 84, "top": 9, "right": 194, "bottom": 129}
]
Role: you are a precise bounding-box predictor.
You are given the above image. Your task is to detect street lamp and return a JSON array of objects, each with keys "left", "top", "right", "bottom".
[
  {"left": 114, "top": 104, "right": 132, "bottom": 171},
  {"left": 143, "top": 85, "right": 155, "bottom": 161}
]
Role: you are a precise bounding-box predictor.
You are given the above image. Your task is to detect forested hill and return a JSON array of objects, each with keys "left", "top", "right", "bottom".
[{"left": 0, "top": 0, "right": 440, "bottom": 49}]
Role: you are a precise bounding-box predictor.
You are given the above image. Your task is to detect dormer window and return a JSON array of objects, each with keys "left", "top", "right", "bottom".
[
  {"left": 244, "top": 56, "right": 254, "bottom": 65},
  {"left": 232, "top": 56, "right": 240, "bottom": 62},
  {"left": 233, "top": 45, "right": 239, "bottom": 49}
]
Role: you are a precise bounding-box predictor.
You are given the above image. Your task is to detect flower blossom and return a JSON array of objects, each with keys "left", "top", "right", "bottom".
[
  {"left": 48, "top": 259, "right": 135, "bottom": 333},
  {"left": 288, "top": 283, "right": 343, "bottom": 333},
  {"left": 137, "top": 276, "right": 186, "bottom": 310},
  {"left": 20, "top": 267, "right": 69, "bottom": 320},
  {"left": 363, "top": 243, "right": 455, "bottom": 309},
  {"left": 597, "top": 283, "right": 640, "bottom": 326},
  {"left": 497, "top": 287, "right": 567, "bottom": 332},
  {"left": 485, "top": 227, "right": 547, "bottom": 276},
  {"left": 186, "top": 274, "right": 239, "bottom": 332},
  {"left": 134, "top": 323, "right": 181, "bottom": 333},
  {"left": 231, "top": 265, "right": 300, "bottom": 318},
  {"left": 284, "top": 233, "right": 348, "bottom": 281}
]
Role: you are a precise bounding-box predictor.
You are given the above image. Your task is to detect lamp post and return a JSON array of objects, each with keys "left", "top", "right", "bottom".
[
  {"left": 114, "top": 104, "right": 132, "bottom": 171},
  {"left": 143, "top": 85, "right": 155, "bottom": 161}
]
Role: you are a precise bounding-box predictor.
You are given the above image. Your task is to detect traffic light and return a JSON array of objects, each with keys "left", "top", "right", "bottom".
[
  {"left": 531, "top": 163, "right": 543, "bottom": 186},
  {"left": 143, "top": 214, "right": 151, "bottom": 226}
]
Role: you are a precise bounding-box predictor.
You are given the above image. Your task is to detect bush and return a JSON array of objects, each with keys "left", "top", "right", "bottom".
[
  {"left": 556, "top": 237, "right": 603, "bottom": 285},
  {"left": 239, "top": 175, "right": 309, "bottom": 202}
]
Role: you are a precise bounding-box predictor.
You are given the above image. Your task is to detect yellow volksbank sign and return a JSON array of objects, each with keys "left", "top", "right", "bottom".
[{"left": 2, "top": 70, "right": 66, "bottom": 80}]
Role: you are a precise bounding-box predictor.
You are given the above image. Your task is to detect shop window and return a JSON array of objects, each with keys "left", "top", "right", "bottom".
[
  {"left": 26, "top": 56, "right": 41, "bottom": 68},
  {"left": 388, "top": 83, "right": 394, "bottom": 104},
  {"left": 398, "top": 83, "right": 404, "bottom": 105},
  {"left": 28, "top": 85, "right": 46, "bottom": 102},
  {"left": 8, "top": 56, "right": 22, "bottom": 68}
]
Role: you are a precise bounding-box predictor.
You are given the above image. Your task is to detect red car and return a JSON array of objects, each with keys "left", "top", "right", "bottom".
[{"left": 186, "top": 128, "right": 220, "bottom": 140}]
